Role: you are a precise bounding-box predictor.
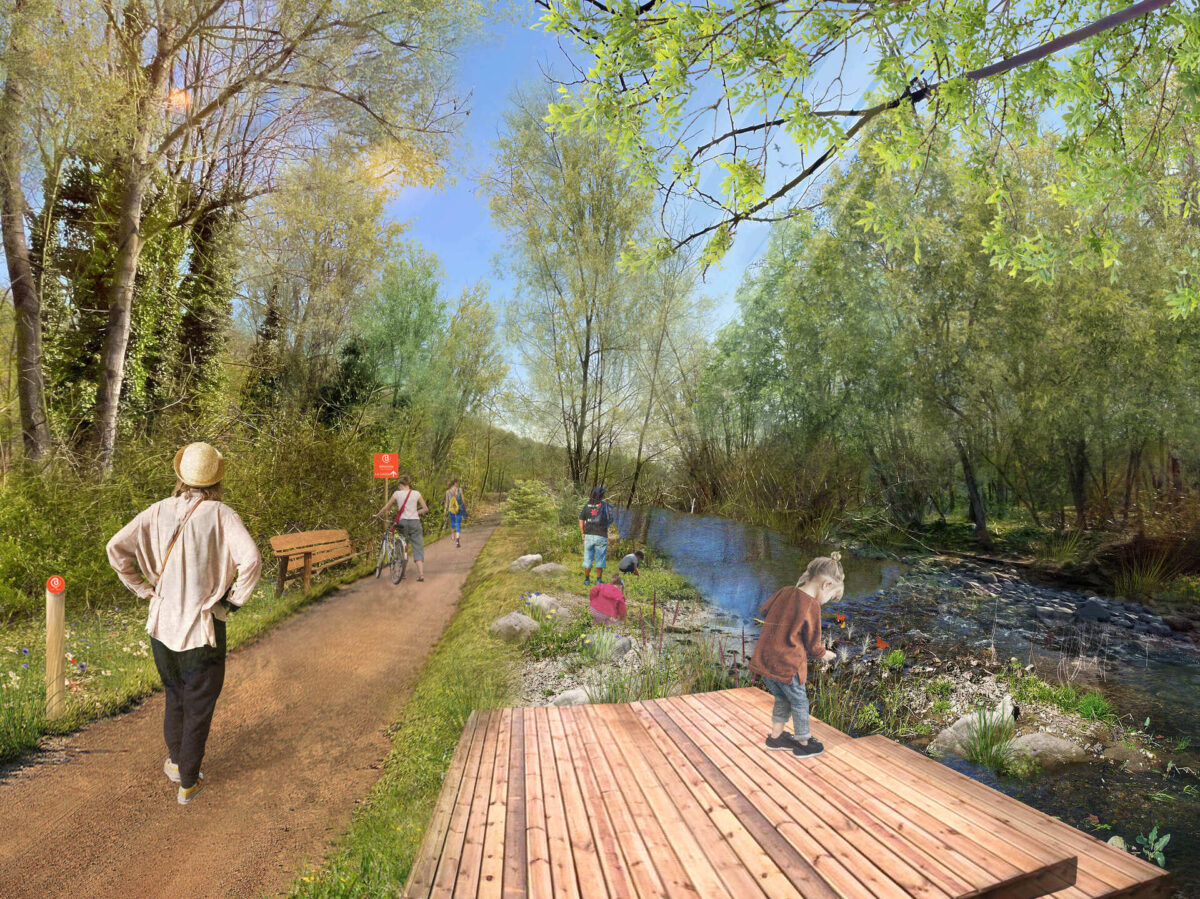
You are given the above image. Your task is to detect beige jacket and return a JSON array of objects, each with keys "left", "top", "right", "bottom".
[{"left": 106, "top": 495, "right": 262, "bottom": 652}]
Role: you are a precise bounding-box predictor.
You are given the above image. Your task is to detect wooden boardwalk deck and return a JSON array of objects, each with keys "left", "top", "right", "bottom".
[{"left": 403, "top": 688, "right": 1172, "bottom": 899}]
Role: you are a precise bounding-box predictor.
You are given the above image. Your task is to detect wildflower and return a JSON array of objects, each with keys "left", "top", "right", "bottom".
[
  {"left": 21, "top": 664, "right": 28, "bottom": 670},
  {"left": 78, "top": 662, "right": 86, "bottom": 672},
  {"left": 21, "top": 648, "right": 29, "bottom": 655},
  {"left": 876, "top": 637, "right": 890, "bottom": 649}
]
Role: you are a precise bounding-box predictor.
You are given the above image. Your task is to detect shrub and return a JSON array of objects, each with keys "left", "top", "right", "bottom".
[
  {"left": 1113, "top": 553, "right": 1174, "bottom": 599},
  {"left": 931, "top": 699, "right": 951, "bottom": 714},
  {"left": 501, "top": 480, "right": 557, "bottom": 526},
  {"left": 1036, "top": 530, "right": 1085, "bottom": 564},
  {"left": 586, "top": 655, "right": 675, "bottom": 704},
  {"left": 1163, "top": 576, "right": 1200, "bottom": 605},
  {"left": 925, "top": 677, "right": 954, "bottom": 699},
  {"left": 881, "top": 649, "right": 906, "bottom": 671}
]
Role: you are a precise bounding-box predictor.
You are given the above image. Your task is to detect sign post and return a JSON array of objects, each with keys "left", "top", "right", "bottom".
[
  {"left": 374, "top": 452, "right": 399, "bottom": 507},
  {"left": 45, "top": 576, "right": 66, "bottom": 720}
]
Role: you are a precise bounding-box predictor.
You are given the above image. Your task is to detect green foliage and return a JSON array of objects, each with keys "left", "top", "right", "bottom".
[
  {"left": 1163, "top": 576, "right": 1200, "bottom": 605},
  {"left": 674, "top": 637, "right": 753, "bottom": 693},
  {"left": 1135, "top": 826, "right": 1171, "bottom": 868},
  {"left": 1036, "top": 530, "right": 1087, "bottom": 564},
  {"left": 925, "top": 677, "right": 954, "bottom": 699},
  {"left": 963, "top": 709, "right": 1016, "bottom": 773},
  {"left": 586, "top": 654, "right": 677, "bottom": 704},
  {"left": 502, "top": 481, "right": 558, "bottom": 526},
  {"left": 1077, "top": 691, "right": 1115, "bottom": 722},
  {"left": 580, "top": 628, "right": 618, "bottom": 663},
  {"left": 931, "top": 699, "right": 951, "bottom": 715},
  {"left": 525, "top": 613, "right": 589, "bottom": 661},
  {"left": 881, "top": 649, "right": 906, "bottom": 671},
  {"left": 1113, "top": 554, "right": 1174, "bottom": 599}
]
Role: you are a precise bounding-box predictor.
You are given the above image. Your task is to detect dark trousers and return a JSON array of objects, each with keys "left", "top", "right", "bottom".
[{"left": 151, "top": 618, "right": 226, "bottom": 789}]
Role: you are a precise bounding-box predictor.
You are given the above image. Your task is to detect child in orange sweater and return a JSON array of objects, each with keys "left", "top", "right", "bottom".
[{"left": 748, "top": 552, "right": 843, "bottom": 758}]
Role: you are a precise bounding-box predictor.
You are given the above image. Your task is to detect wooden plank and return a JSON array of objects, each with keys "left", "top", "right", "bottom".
[
  {"left": 831, "top": 738, "right": 1078, "bottom": 896},
  {"left": 432, "top": 710, "right": 495, "bottom": 897},
  {"left": 524, "top": 705, "right": 554, "bottom": 898},
  {"left": 502, "top": 708, "right": 528, "bottom": 899},
  {"left": 276, "top": 554, "right": 288, "bottom": 598},
  {"left": 404, "top": 711, "right": 483, "bottom": 898},
  {"left": 628, "top": 701, "right": 804, "bottom": 899},
  {"left": 722, "top": 686, "right": 852, "bottom": 749},
  {"left": 302, "top": 550, "right": 313, "bottom": 592},
  {"left": 545, "top": 708, "right": 611, "bottom": 897},
  {"left": 557, "top": 706, "right": 639, "bottom": 899},
  {"left": 533, "top": 706, "right": 582, "bottom": 898},
  {"left": 706, "top": 689, "right": 1000, "bottom": 898},
  {"left": 698, "top": 690, "right": 967, "bottom": 899},
  {"left": 571, "top": 704, "right": 670, "bottom": 897},
  {"left": 860, "top": 736, "right": 1172, "bottom": 897},
  {"left": 662, "top": 694, "right": 910, "bottom": 899},
  {"left": 479, "top": 709, "right": 513, "bottom": 898},
  {"left": 640, "top": 699, "right": 840, "bottom": 899},
  {"left": 592, "top": 704, "right": 731, "bottom": 897},
  {"left": 455, "top": 708, "right": 506, "bottom": 898},
  {"left": 602, "top": 702, "right": 776, "bottom": 899}
]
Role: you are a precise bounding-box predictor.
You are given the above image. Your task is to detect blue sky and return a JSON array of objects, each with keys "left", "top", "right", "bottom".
[{"left": 388, "top": 13, "right": 772, "bottom": 333}]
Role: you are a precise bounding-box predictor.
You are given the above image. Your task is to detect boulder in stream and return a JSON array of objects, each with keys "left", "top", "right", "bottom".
[
  {"left": 928, "top": 696, "right": 1015, "bottom": 758},
  {"left": 1008, "top": 733, "right": 1087, "bottom": 770}
]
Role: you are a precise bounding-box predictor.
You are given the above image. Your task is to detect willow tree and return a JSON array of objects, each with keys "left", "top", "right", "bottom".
[
  {"left": 487, "top": 89, "right": 651, "bottom": 487},
  {"left": 539, "top": 0, "right": 1200, "bottom": 300}
]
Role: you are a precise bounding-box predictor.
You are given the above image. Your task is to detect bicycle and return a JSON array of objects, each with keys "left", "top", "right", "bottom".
[{"left": 373, "top": 515, "right": 409, "bottom": 584}]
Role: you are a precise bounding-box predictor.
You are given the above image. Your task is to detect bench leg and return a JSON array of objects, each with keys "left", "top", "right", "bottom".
[
  {"left": 277, "top": 556, "right": 289, "bottom": 598},
  {"left": 303, "top": 551, "right": 313, "bottom": 593}
]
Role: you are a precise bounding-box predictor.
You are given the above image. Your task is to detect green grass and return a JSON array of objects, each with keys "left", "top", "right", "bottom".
[
  {"left": 288, "top": 527, "right": 527, "bottom": 898},
  {"left": 1000, "top": 665, "right": 1118, "bottom": 724},
  {"left": 586, "top": 654, "right": 677, "bottom": 704},
  {"left": 931, "top": 698, "right": 952, "bottom": 714},
  {"left": 580, "top": 627, "right": 619, "bottom": 663},
  {"left": 0, "top": 559, "right": 373, "bottom": 765},
  {"left": 881, "top": 649, "right": 906, "bottom": 671},
  {"left": 1035, "top": 530, "right": 1086, "bottom": 564},
  {"left": 925, "top": 676, "right": 954, "bottom": 699},
  {"left": 1113, "top": 554, "right": 1174, "bottom": 599},
  {"left": 1077, "top": 691, "right": 1114, "bottom": 721},
  {"left": 962, "top": 709, "right": 1016, "bottom": 772}
]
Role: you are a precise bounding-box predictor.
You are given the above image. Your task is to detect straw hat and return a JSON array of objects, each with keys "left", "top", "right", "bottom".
[{"left": 173, "top": 442, "right": 225, "bottom": 487}]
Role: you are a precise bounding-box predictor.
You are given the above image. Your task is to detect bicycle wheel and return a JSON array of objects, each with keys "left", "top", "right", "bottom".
[
  {"left": 391, "top": 538, "right": 407, "bottom": 584},
  {"left": 375, "top": 533, "right": 390, "bottom": 578}
]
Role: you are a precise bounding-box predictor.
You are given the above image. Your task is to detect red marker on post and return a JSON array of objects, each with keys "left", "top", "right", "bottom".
[{"left": 46, "top": 576, "right": 66, "bottom": 719}]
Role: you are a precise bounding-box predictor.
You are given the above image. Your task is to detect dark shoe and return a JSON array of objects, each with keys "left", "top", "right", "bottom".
[
  {"left": 765, "top": 733, "right": 796, "bottom": 751},
  {"left": 792, "top": 738, "right": 824, "bottom": 758},
  {"left": 583, "top": 577, "right": 591, "bottom": 586}
]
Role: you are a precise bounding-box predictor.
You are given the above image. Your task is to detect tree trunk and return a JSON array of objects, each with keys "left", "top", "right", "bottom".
[
  {"left": 0, "top": 0, "right": 51, "bottom": 460},
  {"left": 91, "top": 20, "right": 178, "bottom": 471},
  {"left": 1065, "top": 438, "right": 1089, "bottom": 530},
  {"left": 955, "top": 438, "right": 993, "bottom": 550},
  {"left": 1122, "top": 444, "right": 1142, "bottom": 523}
]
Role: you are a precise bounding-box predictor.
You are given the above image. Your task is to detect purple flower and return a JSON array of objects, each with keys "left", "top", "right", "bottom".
[
  {"left": 20, "top": 648, "right": 29, "bottom": 655},
  {"left": 21, "top": 663, "right": 28, "bottom": 669},
  {"left": 78, "top": 662, "right": 86, "bottom": 672}
]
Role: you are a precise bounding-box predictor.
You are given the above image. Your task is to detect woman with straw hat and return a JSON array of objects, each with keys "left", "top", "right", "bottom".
[{"left": 107, "top": 442, "right": 261, "bottom": 805}]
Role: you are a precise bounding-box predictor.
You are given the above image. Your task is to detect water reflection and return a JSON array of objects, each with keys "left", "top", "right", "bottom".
[{"left": 614, "top": 507, "right": 906, "bottom": 621}]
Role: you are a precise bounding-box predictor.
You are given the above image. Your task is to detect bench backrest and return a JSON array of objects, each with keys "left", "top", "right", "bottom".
[{"left": 270, "top": 529, "right": 352, "bottom": 558}]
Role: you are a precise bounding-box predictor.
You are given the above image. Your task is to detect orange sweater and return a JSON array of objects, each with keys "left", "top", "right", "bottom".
[{"left": 749, "top": 586, "right": 824, "bottom": 683}]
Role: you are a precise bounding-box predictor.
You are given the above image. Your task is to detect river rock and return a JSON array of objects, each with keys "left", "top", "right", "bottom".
[
  {"left": 509, "top": 554, "right": 544, "bottom": 571},
  {"left": 928, "top": 696, "right": 1016, "bottom": 758},
  {"left": 1102, "top": 744, "right": 1155, "bottom": 773},
  {"left": 1036, "top": 605, "right": 1072, "bottom": 623},
  {"left": 612, "top": 636, "right": 633, "bottom": 661},
  {"left": 1076, "top": 599, "right": 1111, "bottom": 623},
  {"left": 1163, "top": 615, "right": 1194, "bottom": 633},
  {"left": 525, "top": 593, "right": 562, "bottom": 617},
  {"left": 1009, "top": 733, "right": 1088, "bottom": 770},
  {"left": 532, "top": 562, "right": 571, "bottom": 576},
  {"left": 550, "top": 688, "right": 590, "bottom": 707},
  {"left": 489, "top": 612, "right": 540, "bottom": 642}
]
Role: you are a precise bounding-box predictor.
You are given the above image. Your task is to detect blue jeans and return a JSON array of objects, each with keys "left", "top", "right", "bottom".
[
  {"left": 761, "top": 674, "right": 810, "bottom": 741},
  {"left": 448, "top": 512, "right": 464, "bottom": 532},
  {"left": 582, "top": 534, "right": 608, "bottom": 570}
]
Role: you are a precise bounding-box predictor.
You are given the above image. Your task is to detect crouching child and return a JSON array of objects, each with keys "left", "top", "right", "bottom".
[{"left": 748, "top": 552, "right": 844, "bottom": 758}]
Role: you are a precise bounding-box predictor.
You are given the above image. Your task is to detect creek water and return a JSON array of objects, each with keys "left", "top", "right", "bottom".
[{"left": 617, "top": 507, "right": 1200, "bottom": 896}]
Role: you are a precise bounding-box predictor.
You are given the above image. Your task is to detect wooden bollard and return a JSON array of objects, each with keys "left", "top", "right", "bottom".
[{"left": 45, "top": 576, "right": 66, "bottom": 720}]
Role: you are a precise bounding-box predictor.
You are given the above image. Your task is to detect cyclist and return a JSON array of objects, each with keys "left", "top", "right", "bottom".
[
  {"left": 444, "top": 478, "right": 467, "bottom": 548},
  {"left": 375, "top": 475, "right": 429, "bottom": 581}
]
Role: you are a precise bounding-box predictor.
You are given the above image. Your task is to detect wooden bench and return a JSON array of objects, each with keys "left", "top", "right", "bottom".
[{"left": 269, "top": 529, "right": 365, "bottom": 597}]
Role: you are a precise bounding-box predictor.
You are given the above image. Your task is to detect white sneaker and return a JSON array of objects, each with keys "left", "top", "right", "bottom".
[
  {"left": 164, "top": 757, "right": 180, "bottom": 783},
  {"left": 177, "top": 773, "right": 206, "bottom": 805}
]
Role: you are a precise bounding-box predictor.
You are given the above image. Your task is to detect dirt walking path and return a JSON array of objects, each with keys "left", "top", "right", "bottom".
[{"left": 0, "top": 523, "right": 496, "bottom": 899}]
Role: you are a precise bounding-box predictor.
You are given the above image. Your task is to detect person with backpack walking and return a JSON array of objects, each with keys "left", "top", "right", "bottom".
[
  {"left": 106, "top": 442, "right": 262, "bottom": 805},
  {"left": 375, "top": 475, "right": 430, "bottom": 581},
  {"left": 579, "top": 485, "right": 615, "bottom": 586},
  {"left": 444, "top": 478, "right": 467, "bottom": 548}
]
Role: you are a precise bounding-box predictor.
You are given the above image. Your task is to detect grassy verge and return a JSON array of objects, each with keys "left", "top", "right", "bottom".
[
  {"left": 287, "top": 527, "right": 527, "bottom": 898},
  {"left": 0, "top": 559, "right": 373, "bottom": 765}
]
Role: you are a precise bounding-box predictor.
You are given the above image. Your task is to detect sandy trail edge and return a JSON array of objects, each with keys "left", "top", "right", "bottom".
[{"left": 0, "top": 523, "right": 497, "bottom": 899}]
